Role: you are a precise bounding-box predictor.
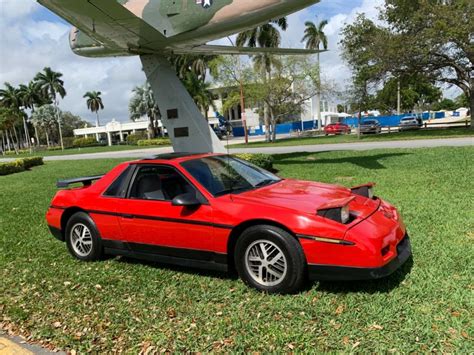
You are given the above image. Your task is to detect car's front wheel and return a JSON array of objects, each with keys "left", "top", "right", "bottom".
[
  {"left": 65, "top": 212, "right": 103, "bottom": 261},
  {"left": 235, "top": 225, "right": 306, "bottom": 294}
]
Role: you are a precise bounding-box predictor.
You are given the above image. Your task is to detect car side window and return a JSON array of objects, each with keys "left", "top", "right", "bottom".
[
  {"left": 103, "top": 165, "right": 133, "bottom": 198},
  {"left": 129, "top": 165, "right": 196, "bottom": 201}
]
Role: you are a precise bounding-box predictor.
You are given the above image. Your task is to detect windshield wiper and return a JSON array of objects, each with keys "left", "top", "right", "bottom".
[
  {"left": 215, "top": 185, "right": 251, "bottom": 197},
  {"left": 254, "top": 179, "right": 278, "bottom": 188}
]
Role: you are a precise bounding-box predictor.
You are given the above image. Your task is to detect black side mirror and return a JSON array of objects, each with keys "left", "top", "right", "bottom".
[{"left": 172, "top": 193, "right": 201, "bottom": 207}]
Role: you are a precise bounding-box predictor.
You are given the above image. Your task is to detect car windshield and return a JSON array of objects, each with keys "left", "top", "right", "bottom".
[
  {"left": 402, "top": 117, "right": 415, "bottom": 121},
  {"left": 362, "top": 120, "right": 377, "bottom": 125},
  {"left": 181, "top": 156, "right": 281, "bottom": 197}
]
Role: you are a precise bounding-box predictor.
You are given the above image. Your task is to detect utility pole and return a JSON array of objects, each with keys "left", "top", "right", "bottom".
[
  {"left": 397, "top": 80, "right": 401, "bottom": 115},
  {"left": 227, "top": 37, "right": 248, "bottom": 144},
  {"left": 239, "top": 80, "right": 248, "bottom": 144}
]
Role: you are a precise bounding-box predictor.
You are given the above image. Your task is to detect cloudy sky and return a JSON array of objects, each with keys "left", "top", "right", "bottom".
[{"left": 0, "top": 0, "right": 386, "bottom": 124}]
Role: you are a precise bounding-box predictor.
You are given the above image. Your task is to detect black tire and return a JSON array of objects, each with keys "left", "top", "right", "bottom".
[
  {"left": 234, "top": 225, "right": 306, "bottom": 294},
  {"left": 65, "top": 212, "right": 103, "bottom": 261}
]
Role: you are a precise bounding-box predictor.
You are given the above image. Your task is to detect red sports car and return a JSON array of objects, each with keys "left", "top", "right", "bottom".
[
  {"left": 324, "top": 123, "right": 351, "bottom": 135},
  {"left": 46, "top": 153, "right": 411, "bottom": 294}
]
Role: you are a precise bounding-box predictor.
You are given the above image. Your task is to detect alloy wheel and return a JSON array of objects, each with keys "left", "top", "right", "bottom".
[
  {"left": 244, "top": 240, "right": 287, "bottom": 286},
  {"left": 70, "top": 223, "right": 93, "bottom": 257}
]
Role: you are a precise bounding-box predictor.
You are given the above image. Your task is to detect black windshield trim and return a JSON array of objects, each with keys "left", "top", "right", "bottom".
[{"left": 181, "top": 156, "right": 281, "bottom": 197}]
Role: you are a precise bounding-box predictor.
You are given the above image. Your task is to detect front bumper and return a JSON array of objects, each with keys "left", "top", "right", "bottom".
[
  {"left": 308, "top": 235, "right": 412, "bottom": 281},
  {"left": 48, "top": 225, "right": 64, "bottom": 241}
]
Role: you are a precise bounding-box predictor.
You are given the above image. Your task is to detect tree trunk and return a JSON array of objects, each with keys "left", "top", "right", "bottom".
[
  {"left": 1, "top": 133, "right": 6, "bottom": 154},
  {"left": 262, "top": 66, "right": 271, "bottom": 142},
  {"left": 13, "top": 126, "right": 20, "bottom": 150},
  {"left": 6, "top": 130, "right": 11, "bottom": 151},
  {"left": 34, "top": 124, "right": 40, "bottom": 146},
  {"left": 271, "top": 116, "right": 277, "bottom": 142},
  {"left": 357, "top": 109, "right": 362, "bottom": 140},
  {"left": 469, "top": 82, "right": 473, "bottom": 129},
  {"left": 55, "top": 101, "right": 64, "bottom": 150},
  {"left": 316, "top": 52, "right": 322, "bottom": 132},
  {"left": 10, "top": 129, "right": 19, "bottom": 154},
  {"left": 22, "top": 116, "right": 31, "bottom": 149},
  {"left": 147, "top": 115, "right": 154, "bottom": 139},
  {"left": 95, "top": 111, "right": 100, "bottom": 141},
  {"left": 44, "top": 127, "right": 50, "bottom": 148}
]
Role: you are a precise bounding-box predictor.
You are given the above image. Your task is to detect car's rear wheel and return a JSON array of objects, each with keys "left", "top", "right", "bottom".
[
  {"left": 65, "top": 212, "right": 103, "bottom": 261},
  {"left": 235, "top": 225, "right": 306, "bottom": 294}
]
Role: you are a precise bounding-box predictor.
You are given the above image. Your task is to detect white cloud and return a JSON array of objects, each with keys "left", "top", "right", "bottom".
[
  {"left": 1, "top": 0, "right": 407, "bottom": 125},
  {"left": 0, "top": 0, "right": 145, "bottom": 124},
  {"left": 0, "top": 0, "right": 38, "bottom": 20},
  {"left": 279, "top": 0, "right": 384, "bottom": 97}
]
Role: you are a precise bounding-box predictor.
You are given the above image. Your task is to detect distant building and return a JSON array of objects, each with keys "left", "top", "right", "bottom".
[{"left": 73, "top": 119, "right": 163, "bottom": 146}]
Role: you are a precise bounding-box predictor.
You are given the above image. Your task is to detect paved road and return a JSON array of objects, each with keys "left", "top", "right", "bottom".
[
  {"left": 0, "top": 137, "right": 472, "bottom": 162},
  {"left": 0, "top": 334, "right": 65, "bottom": 355}
]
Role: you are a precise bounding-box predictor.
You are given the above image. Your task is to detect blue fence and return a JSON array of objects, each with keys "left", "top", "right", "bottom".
[
  {"left": 342, "top": 112, "right": 446, "bottom": 127},
  {"left": 232, "top": 111, "right": 448, "bottom": 137},
  {"left": 233, "top": 121, "right": 318, "bottom": 137}
]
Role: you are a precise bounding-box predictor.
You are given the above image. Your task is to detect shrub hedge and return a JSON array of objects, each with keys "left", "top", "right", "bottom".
[
  {"left": 235, "top": 153, "right": 274, "bottom": 170},
  {"left": 0, "top": 157, "right": 44, "bottom": 176},
  {"left": 0, "top": 160, "right": 25, "bottom": 176},
  {"left": 127, "top": 132, "right": 148, "bottom": 145},
  {"left": 23, "top": 157, "right": 44, "bottom": 169},
  {"left": 73, "top": 137, "right": 102, "bottom": 148},
  {"left": 137, "top": 138, "right": 171, "bottom": 147},
  {"left": 5, "top": 149, "right": 30, "bottom": 156}
]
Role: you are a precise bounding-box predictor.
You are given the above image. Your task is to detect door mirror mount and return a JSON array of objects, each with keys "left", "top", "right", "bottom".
[{"left": 171, "top": 193, "right": 202, "bottom": 207}]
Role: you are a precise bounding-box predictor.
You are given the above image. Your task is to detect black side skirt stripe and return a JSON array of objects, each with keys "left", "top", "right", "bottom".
[
  {"left": 49, "top": 206, "right": 233, "bottom": 230},
  {"left": 102, "top": 239, "right": 228, "bottom": 272}
]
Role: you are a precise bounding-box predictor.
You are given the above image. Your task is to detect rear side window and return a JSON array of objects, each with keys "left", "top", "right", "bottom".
[
  {"left": 104, "top": 166, "right": 133, "bottom": 197},
  {"left": 128, "top": 165, "right": 196, "bottom": 201}
]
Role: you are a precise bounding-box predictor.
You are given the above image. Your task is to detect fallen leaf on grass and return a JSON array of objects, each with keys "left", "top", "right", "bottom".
[
  {"left": 335, "top": 305, "right": 345, "bottom": 315},
  {"left": 352, "top": 341, "right": 361, "bottom": 349},
  {"left": 370, "top": 324, "right": 384, "bottom": 330},
  {"left": 52, "top": 321, "right": 61, "bottom": 328}
]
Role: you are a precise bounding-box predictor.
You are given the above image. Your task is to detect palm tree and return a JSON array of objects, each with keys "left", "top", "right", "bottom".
[
  {"left": 83, "top": 91, "right": 104, "bottom": 141},
  {"left": 31, "top": 105, "right": 58, "bottom": 147},
  {"left": 19, "top": 81, "right": 44, "bottom": 146},
  {"left": 129, "top": 83, "right": 160, "bottom": 139},
  {"left": 302, "top": 19, "right": 328, "bottom": 132},
  {"left": 171, "top": 54, "right": 217, "bottom": 81},
  {"left": 34, "top": 67, "right": 67, "bottom": 149},
  {"left": 182, "top": 72, "right": 215, "bottom": 118},
  {"left": 0, "top": 83, "right": 30, "bottom": 149},
  {"left": 237, "top": 18, "right": 288, "bottom": 142}
]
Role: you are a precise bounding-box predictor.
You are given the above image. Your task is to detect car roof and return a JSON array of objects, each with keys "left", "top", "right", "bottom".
[{"left": 136, "top": 152, "right": 224, "bottom": 164}]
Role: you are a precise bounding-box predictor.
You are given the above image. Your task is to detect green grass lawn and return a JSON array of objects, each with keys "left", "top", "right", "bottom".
[
  {"left": 232, "top": 127, "right": 474, "bottom": 148},
  {"left": 1, "top": 147, "right": 473, "bottom": 352},
  {"left": 2, "top": 144, "right": 168, "bottom": 158}
]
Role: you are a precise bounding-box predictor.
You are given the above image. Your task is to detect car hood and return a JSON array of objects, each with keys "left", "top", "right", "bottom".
[{"left": 234, "top": 179, "right": 353, "bottom": 214}]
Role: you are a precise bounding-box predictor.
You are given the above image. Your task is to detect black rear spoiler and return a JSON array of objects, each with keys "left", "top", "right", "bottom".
[{"left": 57, "top": 175, "right": 104, "bottom": 188}]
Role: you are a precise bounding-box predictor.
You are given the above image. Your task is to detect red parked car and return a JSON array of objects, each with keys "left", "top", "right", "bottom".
[
  {"left": 46, "top": 153, "right": 411, "bottom": 294},
  {"left": 324, "top": 123, "right": 351, "bottom": 135}
]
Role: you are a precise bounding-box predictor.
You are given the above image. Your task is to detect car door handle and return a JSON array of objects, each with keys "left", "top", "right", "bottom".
[{"left": 122, "top": 214, "right": 134, "bottom": 219}]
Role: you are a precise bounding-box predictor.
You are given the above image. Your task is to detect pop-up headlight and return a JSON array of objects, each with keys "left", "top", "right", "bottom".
[
  {"left": 317, "top": 197, "right": 354, "bottom": 224},
  {"left": 351, "top": 183, "right": 375, "bottom": 199}
]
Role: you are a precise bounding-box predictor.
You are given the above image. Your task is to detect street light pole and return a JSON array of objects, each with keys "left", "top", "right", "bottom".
[{"left": 397, "top": 80, "right": 401, "bottom": 115}]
